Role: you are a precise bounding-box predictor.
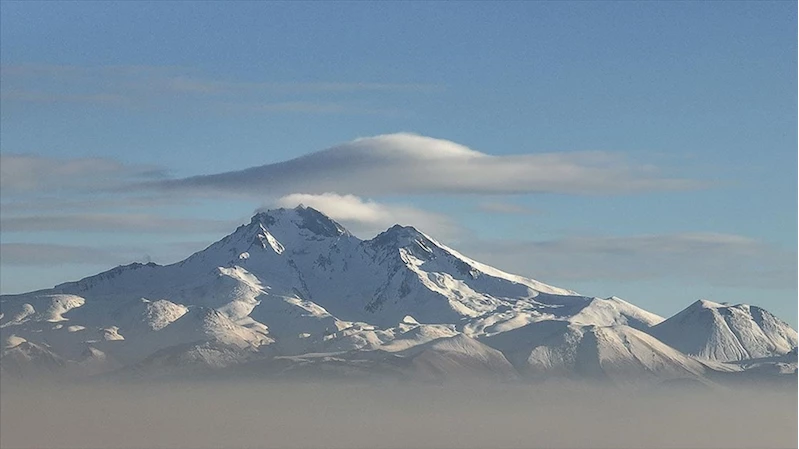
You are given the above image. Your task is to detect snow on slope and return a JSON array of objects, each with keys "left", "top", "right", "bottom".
[
  {"left": 0, "top": 206, "right": 795, "bottom": 383},
  {"left": 0, "top": 337, "right": 67, "bottom": 379},
  {"left": 649, "top": 300, "right": 798, "bottom": 362},
  {"left": 0, "top": 294, "right": 85, "bottom": 326},
  {"left": 119, "top": 341, "right": 267, "bottom": 380},
  {"left": 234, "top": 332, "right": 519, "bottom": 383},
  {"left": 110, "top": 298, "right": 188, "bottom": 333},
  {"left": 482, "top": 320, "right": 708, "bottom": 386},
  {"left": 568, "top": 296, "right": 664, "bottom": 330},
  {"left": 7, "top": 206, "right": 592, "bottom": 337},
  {"left": 397, "top": 333, "right": 519, "bottom": 382},
  {"left": 108, "top": 306, "right": 272, "bottom": 364}
]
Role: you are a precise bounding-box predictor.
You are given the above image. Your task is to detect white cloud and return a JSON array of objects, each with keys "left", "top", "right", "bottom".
[
  {"left": 272, "top": 193, "right": 461, "bottom": 239},
  {"left": 0, "top": 154, "right": 165, "bottom": 195},
  {"left": 0, "top": 154, "right": 236, "bottom": 238},
  {"left": 461, "top": 232, "right": 797, "bottom": 289},
  {"left": 0, "top": 243, "right": 142, "bottom": 266},
  {"left": 0, "top": 64, "right": 437, "bottom": 113},
  {"left": 0, "top": 213, "right": 236, "bottom": 234},
  {"left": 220, "top": 101, "right": 402, "bottom": 115},
  {"left": 0, "top": 195, "right": 189, "bottom": 214},
  {"left": 160, "top": 133, "right": 700, "bottom": 197},
  {"left": 1, "top": 90, "right": 130, "bottom": 105}
]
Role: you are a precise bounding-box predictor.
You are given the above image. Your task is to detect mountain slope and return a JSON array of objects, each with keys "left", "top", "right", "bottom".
[
  {"left": 481, "top": 320, "right": 708, "bottom": 385},
  {"left": 649, "top": 300, "right": 798, "bottom": 362},
  {"left": 1, "top": 206, "right": 794, "bottom": 384}
]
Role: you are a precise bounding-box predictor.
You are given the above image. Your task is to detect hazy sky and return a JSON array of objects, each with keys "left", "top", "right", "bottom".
[{"left": 0, "top": 1, "right": 796, "bottom": 325}]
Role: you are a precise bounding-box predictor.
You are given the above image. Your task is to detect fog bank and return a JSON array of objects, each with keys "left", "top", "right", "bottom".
[{"left": 1, "top": 381, "right": 796, "bottom": 449}]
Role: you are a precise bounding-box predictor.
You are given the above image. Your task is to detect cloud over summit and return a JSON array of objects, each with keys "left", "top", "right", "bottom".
[
  {"left": 271, "top": 193, "right": 460, "bottom": 239},
  {"left": 157, "top": 133, "right": 699, "bottom": 197}
]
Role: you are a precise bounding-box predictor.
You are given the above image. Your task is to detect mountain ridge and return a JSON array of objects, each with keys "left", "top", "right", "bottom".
[{"left": 1, "top": 206, "right": 795, "bottom": 385}]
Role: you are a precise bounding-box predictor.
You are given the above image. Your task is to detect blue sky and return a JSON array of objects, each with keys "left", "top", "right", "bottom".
[{"left": 1, "top": 1, "right": 796, "bottom": 325}]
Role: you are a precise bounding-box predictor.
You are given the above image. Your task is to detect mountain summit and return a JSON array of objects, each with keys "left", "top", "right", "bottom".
[
  {"left": 650, "top": 299, "right": 797, "bottom": 362},
  {"left": 1, "top": 207, "right": 795, "bottom": 384}
]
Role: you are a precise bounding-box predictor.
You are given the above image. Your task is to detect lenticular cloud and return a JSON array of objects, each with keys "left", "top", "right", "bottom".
[{"left": 157, "top": 133, "right": 697, "bottom": 197}]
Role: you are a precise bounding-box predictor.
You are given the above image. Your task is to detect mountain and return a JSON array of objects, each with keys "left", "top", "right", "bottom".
[
  {"left": 649, "top": 299, "right": 797, "bottom": 362},
  {"left": 482, "top": 320, "right": 709, "bottom": 386},
  {"left": 1, "top": 206, "right": 795, "bottom": 386},
  {"left": 0, "top": 337, "right": 67, "bottom": 379}
]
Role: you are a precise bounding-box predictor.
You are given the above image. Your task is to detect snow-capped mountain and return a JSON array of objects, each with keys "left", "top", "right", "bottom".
[
  {"left": 481, "top": 320, "right": 709, "bottom": 386},
  {"left": 650, "top": 299, "right": 797, "bottom": 362},
  {"left": 1, "top": 206, "right": 795, "bottom": 385}
]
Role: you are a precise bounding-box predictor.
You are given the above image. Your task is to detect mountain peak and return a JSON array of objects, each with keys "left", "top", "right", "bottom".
[
  {"left": 370, "top": 224, "right": 428, "bottom": 246},
  {"left": 651, "top": 299, "right": 798, "bottom": 362},
  {"left": 689, "top": 299, "right": 723, "bottom": 310},
  {"left": 293, "top": 205, "right": 351, "bottom": 237},
  {"left": 386, "top": 223, "right": 421, "bottom": 233},
  {"left": 249, "top": 211, "right": 278, "bottom": 227},
  {"left": 248, "top": 206, "right": 351, "bottom": 238}
]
